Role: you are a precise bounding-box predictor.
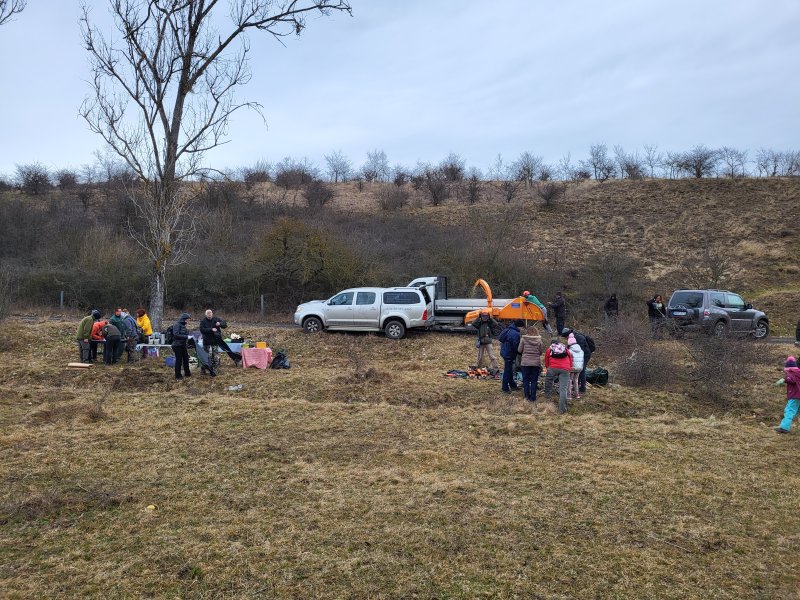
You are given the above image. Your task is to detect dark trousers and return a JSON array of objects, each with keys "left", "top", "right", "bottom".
[
  {"left": 173, "top": 346, "right": 191, "bottom": 378},
  {"left": 89, "top": 340, "right": 100, "bottom": 360},
  {"left": 502, "top": 358, "right": 518, "bottom": 392},
  {"left": 556, "top": 316, "right": 565, "bottom": 335},
  {"left": 124, "top": 336, "right": 137, "bottom": 362},
  {"left": 104, "top": 337, "right": 121, "bottom": 364},
  {"left": 521, "top": 365, "right": 541, "bottom": 402}
]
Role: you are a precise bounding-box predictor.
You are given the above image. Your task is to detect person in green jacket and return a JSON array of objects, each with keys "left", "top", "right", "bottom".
[
  {"left": 522, "top": 291, "right": 553, "bottom": 335},
  {"left": 109, "top": 307, "right": 127, "bottom": 362},
  {"left": 76, "top": 309, "right": 100, "bottom": 363}
]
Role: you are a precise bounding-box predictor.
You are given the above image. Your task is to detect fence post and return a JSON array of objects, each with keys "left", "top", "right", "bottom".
[
  {"left": 260, "top": 294, "right": 265, "bottom": 316},
  {"left": 59, "top": 290, "right": 64, "bottom": 310}
]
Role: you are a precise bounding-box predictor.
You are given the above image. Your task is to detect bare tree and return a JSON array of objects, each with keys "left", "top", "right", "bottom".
[
  {"left": 439, "top": 152, "right": 465, "bottom": 182},
  {"left": 557, "top": 152, "right": 574, "bottom": 181},
  {"left": 614, "top": 145, "right": 644, "bottom": 179},
  {"left": 512, "top": 151, "right": 543, "bottom": 186},
  {"left": 642, "top": 144, "right": 661, "bottom": 178},
  {"left": 324, "top": 149, "right": 351, "bottom": 183},
  {"left": 680, "top": 145, "right": 719, "bottom": 178},
  {"left": 465, "top": 167, "right": 481, "bottom": 204},
  {"left": 489, "top": 154, "right": 522, "bottom": 203},
  {"left": 80, "top": 0, "right": 351, "bottom": 329},
  {"left": 15, "top": 163, "right": 50, "bottom": 195},
  {"left": 0, "top": 0, "right": 25, "bottom": 26},
  {"left": 718, "top": 146, "right": 748, "bottom": 178},
  {"left": 362, "top": 149, "right": 390, "bottom": 182},
  {"left": 581, "top": 143, "right": 616, "bottom": 181},
  {"left": 536, "top": 181, "right": 566, "bottom": 207}
]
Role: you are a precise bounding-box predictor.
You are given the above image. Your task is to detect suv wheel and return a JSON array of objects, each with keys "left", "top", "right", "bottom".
[
  {"left": 712, "top": 320, "right": 728, "bottom": 337},
  {"left": 754, "top": 320, "right": 769, "bottom": 339},
  {"left": 384, "top": 320, "right": 406, "bottom": 340},
  {"left": 303, "top": 316, "right": 323, "bottom": 334}
]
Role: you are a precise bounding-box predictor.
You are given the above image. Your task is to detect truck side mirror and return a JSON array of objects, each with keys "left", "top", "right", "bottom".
[{"left": 746, "top": 303, "right": 752, "bottom": 309}]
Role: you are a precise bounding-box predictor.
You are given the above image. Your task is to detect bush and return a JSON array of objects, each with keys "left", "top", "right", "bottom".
[
  {"left": 15, "top": 163, "right": 51, "bottom": 195},
  {"left": 303, "top": 180, "right": 335, "bottom": 208},
  {"left": 241, "top": 161, "right": 272, "bottom": 188},
  {"left": 0, "top": 266, "right": 14, "bottom": 321},
  {"left": 377, "top": 187, "right": 409, "bottom": 211}
]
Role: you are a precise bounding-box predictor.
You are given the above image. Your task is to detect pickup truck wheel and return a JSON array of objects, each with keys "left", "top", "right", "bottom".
[
  {"left": 384, "top": 320, "right": 406, "bottom": 340},
  {"left": 712, "top": 320, "right": 728, "bottom": 337},
  {"left": 302, "top": 317, "right": 323, "bottom": 334},
  {"left": 754, "top": 320, "right": 769, "bottom": 339}
]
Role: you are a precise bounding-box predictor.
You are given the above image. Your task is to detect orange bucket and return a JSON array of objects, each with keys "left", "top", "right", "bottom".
[{"left": 255, "top": 341, "right": 267, "bottom": 349}]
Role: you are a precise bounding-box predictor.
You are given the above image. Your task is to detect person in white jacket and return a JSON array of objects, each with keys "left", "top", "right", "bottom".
[{"left": 567, "top": 333, "right": 584, "bottom": 400}]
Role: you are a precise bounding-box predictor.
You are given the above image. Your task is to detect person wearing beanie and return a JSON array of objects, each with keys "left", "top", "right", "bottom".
[
  {"left": 567, "top": 333, "right": 585, "bottom": 400},
  {"left": 170, "top": 312, "right": 192, "bottom": 380},
  {"left": 561, "top": 327, "right": 596, "bottom": 394},
  {"left": 775, "top": 356, "right": 800, "bottom": 433},
  {"left": 75, "top": 309, "right": 100, "bottom": 363}
]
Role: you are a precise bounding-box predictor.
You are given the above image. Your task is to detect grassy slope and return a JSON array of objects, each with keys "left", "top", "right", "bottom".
[{"left": 2, "top": 319, "right": 799, "bottom": 598}]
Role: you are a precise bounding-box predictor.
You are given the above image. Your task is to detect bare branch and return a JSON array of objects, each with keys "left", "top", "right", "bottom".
[{"left": 0, "top": 0, "right": 26, "bottom": 27}]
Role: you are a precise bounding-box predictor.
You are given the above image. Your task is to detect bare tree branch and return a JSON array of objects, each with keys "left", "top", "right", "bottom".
[{"left": 0, "top": 0, "right": 26, "bottom": 27}]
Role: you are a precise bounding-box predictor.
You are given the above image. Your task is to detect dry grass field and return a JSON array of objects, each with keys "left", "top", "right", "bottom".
[{"left": 2, "top": 316, "right": 799, "bottom": 598}]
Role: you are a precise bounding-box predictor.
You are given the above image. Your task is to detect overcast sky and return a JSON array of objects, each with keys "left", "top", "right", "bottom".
[{"left": 0, "top": 0, "right": 798, "bottom": 177}]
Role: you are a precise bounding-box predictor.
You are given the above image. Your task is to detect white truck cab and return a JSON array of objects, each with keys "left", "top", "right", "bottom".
[{"left": 294, "top": 286, "right": 433, "bottom": 339}]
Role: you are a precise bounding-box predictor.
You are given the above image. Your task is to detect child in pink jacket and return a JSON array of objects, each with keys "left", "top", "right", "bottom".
[{"left": 775, "top": 356, "right": 800, "bottom": 434}]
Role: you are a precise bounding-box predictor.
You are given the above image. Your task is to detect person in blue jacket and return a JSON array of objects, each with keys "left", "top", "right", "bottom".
[{"left": 499, "top": 320, "right": 523, "bottom": 393}]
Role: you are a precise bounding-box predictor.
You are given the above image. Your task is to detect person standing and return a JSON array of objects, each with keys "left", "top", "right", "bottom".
[
  {"left": 604, "top": 294, "right": 619, "bottom": 320},
  {"left": 75, "top": 309, "right": 99, "bottom": 363},
  {"left": 498, "top": 320, "right": 522, "bottom": 393},
  {"left": 646, "top": 294, "right": 667, "bottom": 331},
  {"left": 171, "top": 312, "right": 192, "bottom": 380},
  {"left": 517, "top": 325, "right": 543, "bottom": 403},
  {"left": 101, "top": 320, "right": 122, "bottom": 365},
  {"left": 199, "top": 309, "right": 241, "bottom": 364},
  {"left": 470, "top": 310, "right": 499, "bottom": 372},
  {"left": 775, "top": 356, "right": 800, "bottom": 434},
  {"left": 121, "top": 308, "right": 138, "bottom": 362},
  {"left": 136, "top": 308, "right": 152, "bottom": 339},
  {"left": 561, "top": 327, "right": 595, "bottom": 394},
  {"left": 109, "top": 308, "right": 127, "bottom": 362},
  {"left": 567, "top": 333, "right": 585, "bottom": 400},
  {"left": 544, "top": 339, "right": 573, "bottom": 414},
  {"left": 548, "top": 292, "right": 567, "bottom": 335}
]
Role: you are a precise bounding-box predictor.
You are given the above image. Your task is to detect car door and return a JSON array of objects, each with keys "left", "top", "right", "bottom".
[
  {"left": 325, "top": 291, "right": 355, "bottom": 326},
  {"left": 353, "top": 291, "right": 379, "bottom": 328},
  {"left": 725, "top": 293, "right": 750, "bottom": 332}
]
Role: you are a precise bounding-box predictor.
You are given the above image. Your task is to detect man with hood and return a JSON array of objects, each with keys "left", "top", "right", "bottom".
[
  {"left": 775, "top": 356, "right": 800, "bottom": 434},
  {"left": 75, "top": 309, "right": 100, "bottom": 363},
  {"left": 498, "top": 319, "right": 523, "bottom": 393},
  {"left": 470, "top": 309, "right": 499, "bottom": 372},
  {"left": 170, "top": 313, "right": 192, "bottom": 380}
]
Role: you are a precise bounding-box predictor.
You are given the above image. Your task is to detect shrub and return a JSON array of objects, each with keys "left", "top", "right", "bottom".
[
  {"left": 15, "top": 163, "right": 51, "bottom": 195},
  {"left": 0, "top": 266, "right": 14, "bottom": 321},
  {"left": 241, "top": 161, "right": 272, "bottom": 188},
  {"left": 303, "top": 180, "right": 335, "bottom": 208},
  {"left": 377, "top": 187, "right": 409, "bottom": 211}
]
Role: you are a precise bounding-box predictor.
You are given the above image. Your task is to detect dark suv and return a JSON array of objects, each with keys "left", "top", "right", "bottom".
[{"left": 667, "top": 289, "right": 769, "bottom": 339}]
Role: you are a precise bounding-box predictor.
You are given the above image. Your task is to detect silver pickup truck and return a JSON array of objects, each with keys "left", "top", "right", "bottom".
[{"left": 293, "top": 286, "right": 434, "bottom": 339}]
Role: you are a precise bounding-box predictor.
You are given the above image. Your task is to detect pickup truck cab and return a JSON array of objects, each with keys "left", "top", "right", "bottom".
[{"left": 294, "top": 286, "right": 433, "bottom": 339}]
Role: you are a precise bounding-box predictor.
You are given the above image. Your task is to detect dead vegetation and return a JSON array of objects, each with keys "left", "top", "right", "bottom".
[{"left": 1, "top": 317, "right": 798, "bottom": 598}]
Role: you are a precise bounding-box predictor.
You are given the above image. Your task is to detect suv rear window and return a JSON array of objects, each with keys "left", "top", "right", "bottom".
[
  {"left": 670, "top": 291, "right": 703, "bottom": 308},
  {"left": 383, "top": 291, "right": 421, "bottom": 305}
]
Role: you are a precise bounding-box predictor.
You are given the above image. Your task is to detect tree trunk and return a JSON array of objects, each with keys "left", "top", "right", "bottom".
[{"left": 148, "top": 266, "right": 166, "bottom": 332}]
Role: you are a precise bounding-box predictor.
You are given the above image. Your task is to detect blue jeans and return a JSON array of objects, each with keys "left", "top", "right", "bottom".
[
  {"left": 521, "top": 365, "right": 541, "bottom": 402},
  {"left": 779, "top": 398, "right": 799, "bottom": 431},
  {"left": 502, "top": 358, "right": 517, "bottom": 392}
]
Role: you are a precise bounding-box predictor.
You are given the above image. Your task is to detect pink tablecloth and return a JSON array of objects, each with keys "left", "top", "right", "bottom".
[{"left": 241, "top": 347, "right": 272, "bottom": 369}]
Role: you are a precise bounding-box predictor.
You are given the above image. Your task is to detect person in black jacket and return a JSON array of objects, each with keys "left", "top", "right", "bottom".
[
  {"left": 199, "top": 309, "right": 241, "bottom": 365},
  {"left": 498, "top": 320, "right": 523, "bottom": 393},
  {"left": 549, "top": 292, "right": 567, "bottom": 335},
  {"left": 101, "top": 320, "right": 122, "bottom": 366},
  {"left": 561, "top": 327, "right": 595, "bottom": 394},
  {"left": 171, "top": 312, "right": 192, "bottom": 380},
  {"left": 646, "top": 294, "right": 667, "bottom": 332}
]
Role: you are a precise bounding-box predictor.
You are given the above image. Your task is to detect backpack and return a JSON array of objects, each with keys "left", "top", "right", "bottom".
[
  {"left": 549, "top": 342, "right": 568, "bottom": 358},
  {"left": 163, "top": 326, "right": 174, "bottom": 345},
  {"left": 586, "top": 367, "right": 609, "bottom": 386},
  {"left": 585, "top": 335, "right": 596, "bottom": 353},
  {"left": 270, "top": 350, "right": 291, "bottom": 369}
]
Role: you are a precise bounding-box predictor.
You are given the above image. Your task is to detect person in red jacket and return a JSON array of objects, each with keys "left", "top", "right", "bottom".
[
  {"left": 89, "top": 318, "right": 108, "bottom": 362},
  {"left": 775, "top": 356, "right": 800, "bottom": 434},
  {"left": 544, "top": 340, "right": 573, "bottom": 414}
]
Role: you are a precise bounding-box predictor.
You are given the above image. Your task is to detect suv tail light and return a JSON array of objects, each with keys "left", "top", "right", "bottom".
[{"left": 422, "top": 309, "right": 428, "bottom": 320}]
